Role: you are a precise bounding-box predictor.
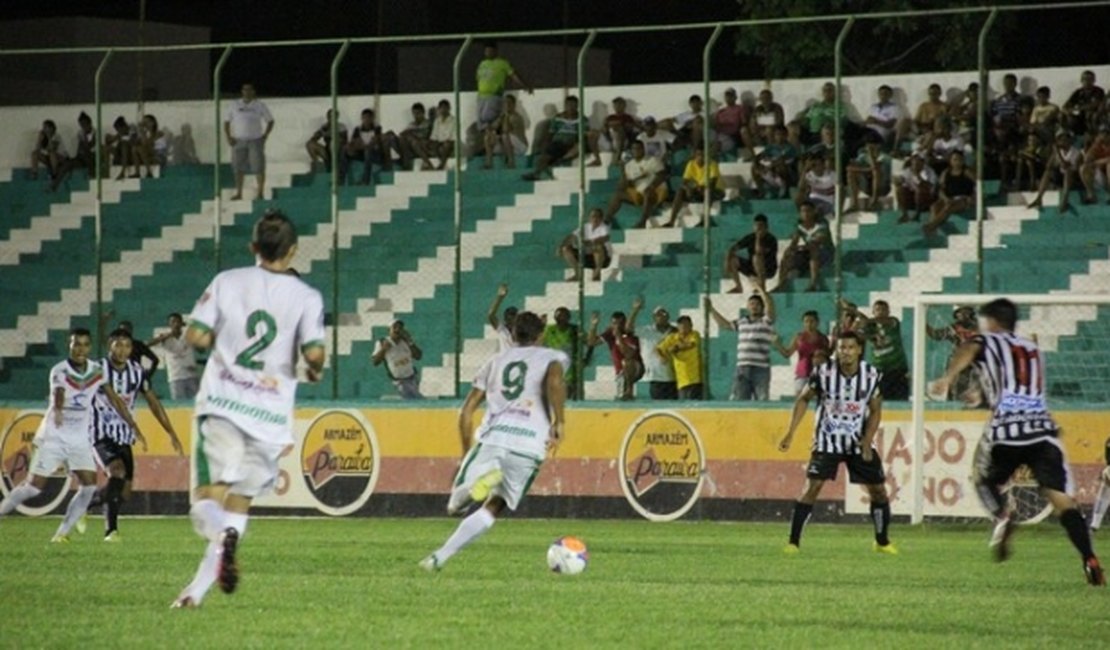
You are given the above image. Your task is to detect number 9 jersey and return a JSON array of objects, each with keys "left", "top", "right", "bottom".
[
  {"left": 189, "top": 266, "right": 326, "bottom": 446},
  {"left": 472, "top": 346, "right": 570, "bottom": 459}
]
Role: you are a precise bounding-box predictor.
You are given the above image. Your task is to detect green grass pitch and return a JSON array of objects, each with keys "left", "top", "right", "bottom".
[{"left": 1, "top": 517, "right": 1106, "bottom": 648}]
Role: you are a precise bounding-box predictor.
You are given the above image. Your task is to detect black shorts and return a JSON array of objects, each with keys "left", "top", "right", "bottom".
[
  {"left": 806, "top": 451, "right": 885, "bottom": 484},
  {"left": 978, "top": 438, "right": 1071, "bottom": 493},
  {"left": 678, "top": 383, "right": 704, "bottom": 400},
  {"left": 570, "top": 246, "right": 612, "bottom": 269},
  {"left": 94, "top": 439, "right": 135, "bottom": 481},
  {"left": 545, "top": 140, "right": 574, "bottom": 160},
  {"left": 878, "top": 368, "right": 909, "bottom": 401},
  {"left": 736, "top": 255, "right": 778, "bottom": 279},
  {"left": 649, "top": 381, "right": 678, "bottom": 400}
]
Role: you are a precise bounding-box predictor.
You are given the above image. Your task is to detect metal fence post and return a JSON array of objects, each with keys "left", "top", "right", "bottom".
[
  {"left": 93, "top": 49, "right": 114, "bottom": 356},
  {"left": 212, "top": 46, "right": 233, "bottom": 273},
  {"left": 976, "top": 9, "right": 999, "bottom": 294},
  {"left": 702, "top": 24, "right": 723, "bottom": 396},
  {"left": 330, "top": 40, "right": 350, "bottom": 399},
  {"left": 452, "top": 36, "right": 473, "bottom": 399},
  {"left": 576, "top": 30, "right": 597, "bottom": 401},
  {"left": 833, "top": 18, "right": 854, "bottom": 310}
]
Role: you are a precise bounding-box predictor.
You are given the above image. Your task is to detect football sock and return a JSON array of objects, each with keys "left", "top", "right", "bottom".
[
  {"left": 434, "top": 507, "right": 496, "bottom": 564},
  {"left": 974, "top": 481, "right": 1007, "bottom": 519},
  {"left": 189, "top": 499, "right": 225, "bottom": 541},
  {"left": 789, "top": 501, "right": 814, "bottom": 546},
  {"left": 1092, "top": 481, "right": 1110, "bottom": 530},
  {"left": 104, "top": 477, "right": 125, "bottom": 533},
  {"left": 0, "top": 483, "right": 42, "bottom": 516},
  {"left": 183, "top": 541, "right": 221, "bottom": 604},
  {"left": 870, "top": 501, "right": 892, "bottom": 546},
  {"left": 224, "top": 512, "right": 248, "bottom": 539},
  {"left": 1060, "top": 508, "right": 1096, "bottom": 561},
  {"left": 56, "top": 485, "right": 97, "bottom": 536}
]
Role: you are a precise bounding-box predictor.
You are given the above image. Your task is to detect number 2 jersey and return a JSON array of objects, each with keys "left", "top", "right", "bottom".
[
  {"left": 472, "top": 345, "right": 570, "bottom": 460},
  {"left": 189, "top": 266, "right": 326, "bottom": 446},
  {"left": 973, "top": 331, "right": 1058, "bottom": 444}
]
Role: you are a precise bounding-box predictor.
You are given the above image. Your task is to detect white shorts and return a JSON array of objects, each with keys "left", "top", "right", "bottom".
[
  {"left": 30, "top": 435, "right": 97, "bottom": 476},
  {"left": 448, "top": 443, "right": 542, "bottom": 512},
  {"left": 195, "top": 415, "right": 285, "bottom": 498}
]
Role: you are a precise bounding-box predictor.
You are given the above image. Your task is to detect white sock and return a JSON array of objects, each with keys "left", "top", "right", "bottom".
[
  {"left": 0, "top": 483, "right": 41, "bottom": 516},
  {"left": 183, "top": 541, "right": 221, "bottom": 604},
  {"left": 1093, "top": 481, "right": 1110, "bottom": 530},
  {"left": 189, "top": 499, "right": 225, "bottom": 541},
  {"left": 434, "top": 507, "right": 496, "bottom": 564},
  {"left": 55, "top": 485, "right": 97, "bottom": 536},
  {"left": 223, "top": 512, "right": 248, "bottom": 539}
]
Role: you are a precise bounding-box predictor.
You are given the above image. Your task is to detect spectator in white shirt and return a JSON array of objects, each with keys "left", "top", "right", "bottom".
[
  {"left": 223, "top": 83, "right": 274, "bottom": 200},
  {"left": 1028, "top": 130, "right": 1084, "bottom": 214},
  {"left": 636, "top": 117, "right": 675, "bottom": 165},
  {"left": 559, "top": 208, "right": 612, "bottom": 282},
  {"left": 895, "top": 153, "right": 938, "bottom": 224},
  {"left": 626, "top": 299, "right": 678, "bottom": 400},
  {"left": 604, "top": 140, "right": 668, "bottom": 227},
  {"left": 430, "top": 99, "right": 456, "bottom": 171},
  {"left": 796, "top": 154, "right": 837, "bottom": 217},
  {"left": 148, "top": 313, "right": 199, "bottom": 400},
  {"left": 864, "top": 85, "right": 901, "bottom": 148},
  {"left": 371, "top": 320, "right": 424, "bottom": 400}
]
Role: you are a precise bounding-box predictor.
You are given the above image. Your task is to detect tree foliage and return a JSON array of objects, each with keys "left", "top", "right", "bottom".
[{"left": 733, "top": 0, "right": 1016, "bottom": 80}]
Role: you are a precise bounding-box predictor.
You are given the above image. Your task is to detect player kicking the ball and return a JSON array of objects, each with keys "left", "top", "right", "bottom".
[
  {"left": 0, "top": 328, "right": 141, "bottom": 542},
  {"left": 173, "top": 210, "right": 326, "bottom": 608},
  {"left": 930, "top": 298, "right": 1104, "bottom": 586},
  {"left": 778, "top": 331, "right": 897, "bottom": 554},
  {"left": 420, "top": 311, "right": 568, "bottom": 571}
]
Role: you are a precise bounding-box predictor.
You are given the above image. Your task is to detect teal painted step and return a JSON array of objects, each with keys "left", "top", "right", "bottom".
[
  {"left": 0, "top": 218, "right": 97, "bottom": 330},
  {"left": 0, "top": 174, "right": 91, "bottom": 241}
]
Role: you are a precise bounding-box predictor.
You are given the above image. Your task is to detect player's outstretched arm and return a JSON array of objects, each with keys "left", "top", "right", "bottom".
[
  {"left": 457, "top": 387, "right": 486, "bottom": 456},
  {"left": 930, "top": 339, "right": 981, "bottom": 396},
  {"left": 545, "top": 361, "right": 567, "bottom": 456},
  {"left": 779, "top": 386, "right": 814, "bottom": 452},
  {"left": 104, "top": 385, "right": 146, "bottom": 451},
  {"left": 860, "top": 392, "right": 883, "bottom": 462},
  {"left": 142, "top": 387, "right": 184, "bottom": 455}
]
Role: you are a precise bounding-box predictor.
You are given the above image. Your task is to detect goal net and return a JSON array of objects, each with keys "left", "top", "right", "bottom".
[{"left": 890, "top": 294, "right": 1110, "bottom": 525}]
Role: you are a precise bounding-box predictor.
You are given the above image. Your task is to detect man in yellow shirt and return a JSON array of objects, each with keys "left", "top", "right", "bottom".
[
  {"left": 477, "top": 41, "right": 533, "bottom": 132},
  {"left": 657, "top": 316, "right": 703, "bottom": 400},
  {"left": 664, "top": 146, "right": 723, "bottom": 227}
]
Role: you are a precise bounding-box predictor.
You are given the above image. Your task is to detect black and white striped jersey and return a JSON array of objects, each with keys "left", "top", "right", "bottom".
[
  {"left": 808, "top": 360, "right": 882, "bottom": 455},
  {"left": 973, "top": 331, "right": 1058, "bottom": 444},
  {"left": 91, "top": 357, "right": 144, "bottom": 445}
]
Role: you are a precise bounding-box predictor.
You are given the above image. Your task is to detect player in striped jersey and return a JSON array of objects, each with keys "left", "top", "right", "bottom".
[
  {"left": 88, "top": 328, "right": 184, "bottom": 541},
  {"left": 931, "top": 299, "right": 1104, "bottom": 586},
  {"left": 779, "top": 331, "right": 897, "bottom": 554},
  {"left": 0, "top": 328, "right": 140, "bottom": 542}
]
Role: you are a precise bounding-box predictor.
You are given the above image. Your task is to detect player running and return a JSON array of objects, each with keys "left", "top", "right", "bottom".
[
  {"left": 0, "top": 328, "right": 140, "bottom": 542},
  {"left": 779, "top": 331, "right": 897, "bottom": 554},
  {"left": 930, "top": 298, "right": 1104, "bottom": 586},
  {"left": 85, "top": 328, "right": 184, "bottom": 541},
  {"left": 420, "top": 311, "right": 568, "bottom": 571},
  {"left": 1092, "top": 437, "right": 1110, "bottom": 533},
  {"left": 172, "top": 210, "right": 326, "bottom": 608}
]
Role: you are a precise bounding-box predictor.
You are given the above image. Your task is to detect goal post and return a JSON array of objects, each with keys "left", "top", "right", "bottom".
[{"left": 908, "top": 293, "right": 1110, "bottom": 525}]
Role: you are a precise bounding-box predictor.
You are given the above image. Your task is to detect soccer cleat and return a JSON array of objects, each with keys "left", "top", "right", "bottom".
[
  {"left": 50, "top": 534, "right": 69, "bottom": 544},
  {"left": 468, "top": 469, "right": 504, "bottom": 505},
  {"left": 873, "top": 542, "right": 899, "bottom": 555},
  {"left": 104, "top": 530, "right": 121, "bottom": 543},
  {"left": 75, "top": 514, "right": 87, "bottom": 535},
  {"left": 782, "top": 543, "right": 800, "bottom": 555},
  {"left": 418, "top": 554, "right": 442, "bottom": 572},
  {"left": 170, "top": 595, "right": 199, "bottom": 609},
  {"left": 1085, "top": 557, "right": 1106, "bottom": 587},
  {"left": 217, "top": 527, "right": 240, "bottom": 594},
  {"left": 989, "top": 516, "right": 1016, "bottom": 563}
]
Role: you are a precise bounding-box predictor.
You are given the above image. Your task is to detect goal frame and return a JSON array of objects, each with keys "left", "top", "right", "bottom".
[{"left": 910, "top": 293, "right": 1110, "bottom": 524}]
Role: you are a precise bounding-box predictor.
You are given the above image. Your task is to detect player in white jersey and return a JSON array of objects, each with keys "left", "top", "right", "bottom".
[
  {"left": 420, "top": 312, "right": 568, "bottom": 571},
  {"left": 173, "top": 210, "right": 326, "bottom": 608},
  {"left": 0, "top": 328, "right": 140, "bottom": 542},
  {"left": 87, "top": 328, "right": 183, "bottom": 541}
]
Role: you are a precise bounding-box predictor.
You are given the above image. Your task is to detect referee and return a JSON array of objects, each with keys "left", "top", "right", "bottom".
[{"left": 779, "top": 330, "right": 897, "bottom": 554}]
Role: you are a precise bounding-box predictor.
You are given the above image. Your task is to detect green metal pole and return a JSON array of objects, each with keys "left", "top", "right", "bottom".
[
  {"left": 212, "top": 46, "right": 233, "bottom": 272},
  {"left": 577, "top": 30, "right": 597, "bottom": 401},
  {"left": 330, "top": 40, "right": 350, "bottom": 400},
  {"left": 94, "top": 49, "right": 114, "bottom": 356},
  {"left": 452, "top": 36, "right": 473, "bottom": 399},
  {"left": 701, "top": 24, "right": 722, "bottom": 397},
  {"left": 833, "top": 18, "right": 854, "bottom": 310},
  {"left": 975, "top": 9, "right": 998, "bottom": 294}
]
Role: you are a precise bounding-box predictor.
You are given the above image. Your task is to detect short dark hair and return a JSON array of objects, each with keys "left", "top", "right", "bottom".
[
  {"left": 108, "top": 328, "right": 132, "bottom": 342},
  {"left": 438, "top": 99, "right": 450, "bottom": 109},
  {"left": 512, "top": 311, "right": 545, "bottom": 344},
  {"left": 118, "top": 320, "right": 134, "bottom": 332},
  {"left": 979, "top": 298, "right": 1017, "bottom": 331},
  {"left": 70, "top": 327, "right": 91, "bottom": 339},
  {"left": 676, "top": 315, "right": 693, "bottom": 326},
  {"left": 874, "top": 299, "right": 889, "bottom": 309},
  {"left": 504, "top": 306, "right": 519, "bottom": 320},
  {"left": 252, "top": 209, "right": 298, "bottom": 262},
  {"left": 754, "top": 213, "right": 768, "bottom": 224},
  {"left": 800, "top": 199, "right": 816, "bottom": 210},
  {"left": 168, "top": 312, "right": 184, "bottom": 321},
  {"left": 412, "top": 102, "right": 425, "bottom": 111},
  {"left": 1003, "top": 73, "right": 1017, "bottom": 82},
  {"left": 43, "top": 119, "right": 57, "bottom": 130},
  {"left": 749, "top": 294, "right": 764, "bottom": 308},
  {"left": 566, "top": 95, "right": 579, "bottom": 104},
  {"left": 838, "top": 330, "right": 864, "bottom": 346},
  {"left": 803, "top": 310, "right": 819, "bottom": 321},
  {"left": 1036, "top": 86, "right": 1050, "bottom": 97},
  {"left": 483, "top": 40, "right": 498, "bottom": 50},
  {"left": 113, "top": 116, "right": 128, "bottom": 130},
  {"left": 879, "top": 84, "right": 893, "bottom": 92},
  {"left": 78, "top": 111, "right": 91, "bottom": 124},
  {"left": 689, "top": 94, "right": 702, "bottom": 103},
  {"left": 361, "top": 108, "right": 374, "bottom": 117},
  {"left": 611, "top": 311, "right": 627, "bottom": 321}
]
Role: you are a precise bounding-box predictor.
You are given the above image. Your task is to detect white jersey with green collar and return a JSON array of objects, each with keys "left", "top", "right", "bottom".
[{"left": 473, "top": 345, "right": 569, "bottom": 460}]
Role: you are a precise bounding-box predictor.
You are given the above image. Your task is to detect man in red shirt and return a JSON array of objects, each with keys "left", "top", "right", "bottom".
[
  {"left": 588, "top": 97, "right": 640, "bottom": 167},
  {"left": 587, "top": 311, "right": 643, "bottom": 401}
]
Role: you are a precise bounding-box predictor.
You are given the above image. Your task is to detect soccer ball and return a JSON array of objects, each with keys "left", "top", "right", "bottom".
[{"left": 546, "top": 536, "right": 588, "bottom": 575}]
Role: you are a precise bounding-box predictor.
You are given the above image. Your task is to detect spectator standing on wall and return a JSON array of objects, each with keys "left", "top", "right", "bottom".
[
  {"left": 542, "top": 306, "right": 580, "bottom": 399},
  {"left": 476, "top": 41, "right": 533, "bottom": 133},
  {"left": 371, "top": 320, "right": 424, "bottom": 400},
  {"left": 774, "top": 310, "right": 830, "bottom": 396},
  {"left": 148, "top": 313, "right": 200, "bottom": 400},
  {"left": 706, "top": 286, "right": 776, "bottom": 402},
  {"left": 587, "top": 311, "right": 643, "bottom": 401},
  {"left": 627, "top": 299, "right": 678, "bottom": 400},
  {"left": 224, "top": 83, "right": 274, "bottom": 200},
  {"left": 858, "top": 300, "right": 910, "bottom": 401},
  {"left": 657, "top": 316, "right": 704, "bottom": 400}
]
